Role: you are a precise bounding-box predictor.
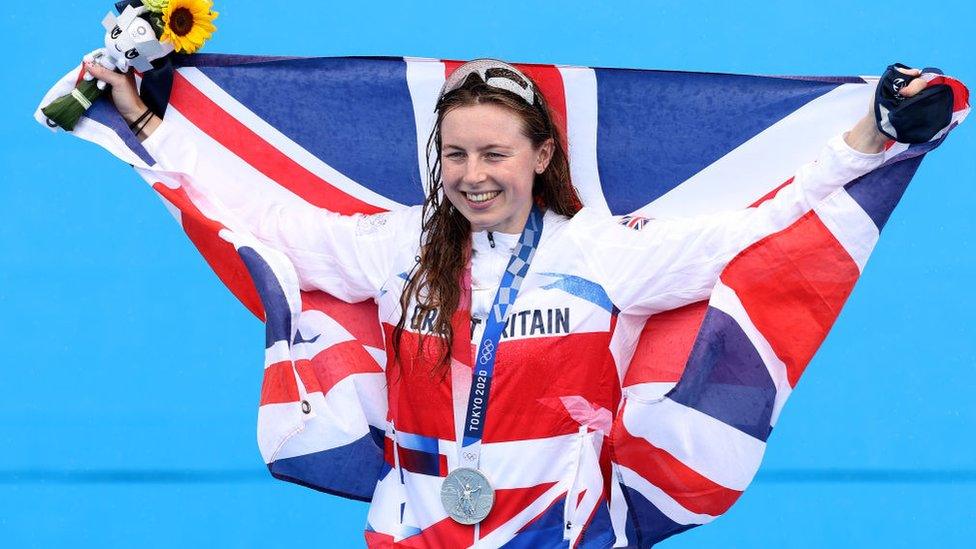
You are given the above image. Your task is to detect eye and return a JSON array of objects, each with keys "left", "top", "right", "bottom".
[
  {"left": 444, "top": 151, "right": 465, "bottom": 160},
  {"left": 110, "top": 26, "right": 122, "bottom": 39},
  {"left": 125, "top": 48, "right": 139, "bottom": 59},
  {"left": 485, "top": 152, "right": 505, "bottom": 160}
]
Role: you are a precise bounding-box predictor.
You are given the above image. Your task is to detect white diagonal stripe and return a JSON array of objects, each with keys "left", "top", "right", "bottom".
[
  {"left": 616, "top": 463, "right": 717, "bottom": 526},
  {"left": 813, "top": 189, "right": 880, "bottom": 272},
  {"left": 637, "top": 82, "right": 872, "bottom": 218},
  {"left": 707, "top": 281, "right": 793, "bottom": 426},
  {"left": 622, "top": 397, "right": 766, "bottom": 490},
  {"left": 177, "top": 67, "right": 403, "bottom": 210},
  {"left": 405, "top": 57, "right": 446, "bottom": 195},
  {"left": 269, "top": 372, "right": 387, "bottom": 461},
  {"left": 560, "top": 65, "right": 610, "bottom": 213}
]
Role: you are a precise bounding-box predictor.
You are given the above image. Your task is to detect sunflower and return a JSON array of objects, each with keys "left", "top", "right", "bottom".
[{"left": 161, "top": 0, "right": 218, "bottom": 54}]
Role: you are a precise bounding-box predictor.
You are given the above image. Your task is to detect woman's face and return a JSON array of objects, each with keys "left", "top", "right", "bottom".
[{"left": 440, "top": 103, "right": 553, "bottom": 234}]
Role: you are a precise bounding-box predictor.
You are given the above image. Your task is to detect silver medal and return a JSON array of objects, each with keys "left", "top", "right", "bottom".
[{"left": 440, "top": 468, "right": 495, "bottom": 524}]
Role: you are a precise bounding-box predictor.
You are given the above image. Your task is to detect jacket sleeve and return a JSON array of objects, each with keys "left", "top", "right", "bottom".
[
  {"left": 140, "top": 119, "right": 420, "bottom": 303},
  {"left": 574, "top": 134, "right": 886, "bottom": 316}
]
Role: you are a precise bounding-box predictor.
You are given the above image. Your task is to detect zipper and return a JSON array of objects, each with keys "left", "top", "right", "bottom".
[
  {"left": 487, "top": 231, "right": 496, "bottom": 248},
  {"left": 564, "top": 425, "right": 588, "bottom": 541},
  {"left": 390, "top": 421, "right": 407, "bottom": 527}
]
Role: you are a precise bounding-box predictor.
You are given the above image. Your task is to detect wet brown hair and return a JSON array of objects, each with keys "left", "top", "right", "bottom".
[{"left": 391, "top": 69, "right": 583, "bottom": 379}]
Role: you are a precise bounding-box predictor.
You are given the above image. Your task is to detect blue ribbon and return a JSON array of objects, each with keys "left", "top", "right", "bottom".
[{"left": 459, "top": 206, "right": 544, "bottom": 454}]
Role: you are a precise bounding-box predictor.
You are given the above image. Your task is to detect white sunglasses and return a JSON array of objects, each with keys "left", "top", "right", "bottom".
[{"left": 439, "top": 58, "right": 536, "bottom": 105}]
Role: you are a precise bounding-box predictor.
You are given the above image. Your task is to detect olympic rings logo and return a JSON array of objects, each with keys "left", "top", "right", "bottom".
[
  {"left": 479, "top": 340, "right": 495, "bottom": 365},
  {"left": 462, "top": 451, "right": 478, "bottom": 461}
]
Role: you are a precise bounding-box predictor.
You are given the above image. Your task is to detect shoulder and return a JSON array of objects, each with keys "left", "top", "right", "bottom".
[
  {"left": 355, "top": 204, "right": 424, "bottom": 239},
  {"left": 541, "top": 207, "right": 630, "bottom": 254},
  {"left": 544, "top": 205, "right": 613, "bottom": 229},
  {"left": 558, "top": 206, "right": 649, "bottom": 236}
]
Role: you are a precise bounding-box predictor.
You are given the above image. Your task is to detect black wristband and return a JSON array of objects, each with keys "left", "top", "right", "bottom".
[
  {"left": 128, "top": 107, "right": 152, "bottom": 131},
  {"left": 136, "top": 112, "right": 155, "bottom": 135}
]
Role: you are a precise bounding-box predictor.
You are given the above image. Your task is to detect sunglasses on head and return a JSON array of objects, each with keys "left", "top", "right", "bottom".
[{"left": 440, "top": 59, "right": 536, "bottom": 106}]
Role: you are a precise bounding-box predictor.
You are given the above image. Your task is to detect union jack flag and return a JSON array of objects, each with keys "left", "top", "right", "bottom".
[
  {"left": 37, "top": 55, "right": 968, "bottom": 547},
  {"left": 618, "top": 215, "right": 651, "bottom": 231}
]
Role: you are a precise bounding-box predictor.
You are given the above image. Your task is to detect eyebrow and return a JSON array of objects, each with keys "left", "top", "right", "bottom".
[{"left": 442, "top": 144, "right": 515, "bottom": 152}]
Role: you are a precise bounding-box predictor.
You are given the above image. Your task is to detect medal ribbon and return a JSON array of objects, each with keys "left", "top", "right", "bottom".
[{"left": 457, "top": 206, "right": 544, "bottom": 471}]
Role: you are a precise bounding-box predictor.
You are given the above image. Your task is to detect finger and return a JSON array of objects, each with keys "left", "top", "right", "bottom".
[
  {"left": 84, "top": 61, "right": 103, "bottom": 78},
  {"left": 898, "top": 76, "right": 928, "bottom": 98},
  {"left": 98, "top": 56, "right": 117, "bottom": 71},
  {"left": 895, "top": 66, "right": 922, "bottom": 77},
  {"left": 82, "top": 49, "right": 102, "bottom": 65},
  {"left": 85, "top": 62, "right": 116, "bottom": 82}
]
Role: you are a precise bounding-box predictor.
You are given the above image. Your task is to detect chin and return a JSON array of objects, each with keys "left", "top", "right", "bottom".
[
  {"left": 457, "top": 207, "right": 495, "bottom": 225},
  {"left": 466, "top": 217, "right": 498, "bottom": 232}
]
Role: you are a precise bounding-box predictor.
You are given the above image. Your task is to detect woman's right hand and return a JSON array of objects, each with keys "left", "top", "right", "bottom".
[{"left": 83, "top": 53, "right": 160, "bottom": 139}]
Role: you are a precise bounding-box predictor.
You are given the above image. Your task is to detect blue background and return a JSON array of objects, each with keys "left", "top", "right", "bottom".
[{"left": 3, "top": 0, "right": 974, "bottom": 546}]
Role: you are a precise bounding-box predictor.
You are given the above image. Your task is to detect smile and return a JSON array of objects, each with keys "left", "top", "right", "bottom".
[{"left": 464, "top": 191, "right": 501, "bottom": 203}]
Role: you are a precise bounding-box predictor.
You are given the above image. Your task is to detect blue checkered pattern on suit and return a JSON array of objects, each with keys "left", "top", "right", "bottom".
[{"left": 491, "top": 207, "right": 544, "bottom": 324}]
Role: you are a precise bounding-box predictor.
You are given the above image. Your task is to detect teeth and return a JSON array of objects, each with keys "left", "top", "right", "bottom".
[{"left": 466, "top": 191, "right": 501, "bottom": 203}]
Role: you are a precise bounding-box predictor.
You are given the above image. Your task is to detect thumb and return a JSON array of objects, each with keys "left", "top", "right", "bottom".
[{"left": 895, "top": 66, "right": 922, "bottom": 77}]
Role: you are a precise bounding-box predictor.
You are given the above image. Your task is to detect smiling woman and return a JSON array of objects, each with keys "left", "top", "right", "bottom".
[
  {"left": 53, "top": 52, "right": 966, "bottom": 547},
  {"left": 439, "top": 102, "right": 553, "bottom": 234},
  {"left": 398, "top": 62, "right": 583, "bottom": 383}
]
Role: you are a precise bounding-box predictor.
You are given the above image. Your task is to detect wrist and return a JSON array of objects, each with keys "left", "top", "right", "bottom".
[
  {"left": 135, "top": 112, "right": 161, "bottom": 142},
  {"left": 844, "top": 114, "right": 889, "bottom": 154},
  {"left": 121, "top": 103, "right": 150, "bottom": 125}
]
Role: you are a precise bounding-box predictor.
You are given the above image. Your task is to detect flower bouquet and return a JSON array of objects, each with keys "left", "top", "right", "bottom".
[{"left": 41, "top": 0, "right": 218, "bottom": 131}]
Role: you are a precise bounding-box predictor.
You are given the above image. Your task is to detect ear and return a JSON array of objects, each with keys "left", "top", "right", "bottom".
[{"left": 534, "top": 138, "right": 555, "bottom": 174}]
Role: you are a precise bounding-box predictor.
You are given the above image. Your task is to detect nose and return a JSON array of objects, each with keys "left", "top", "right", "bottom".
[{"left": 461, "top": 158, "right": 488, "bottom": 186}]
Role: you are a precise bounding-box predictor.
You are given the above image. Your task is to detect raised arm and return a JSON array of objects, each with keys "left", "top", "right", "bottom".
[
  {"left": 574, "top": 130, "right": 885, "bottom": 316},
  {"left": 85, "top": 59, "right": 419, "bottom": 303},
  {"left": 573, "top": 65, "right": 945, "bottom": 316},
  {"left": 83, "top": 56, "right": 163, "bottom": 140}
]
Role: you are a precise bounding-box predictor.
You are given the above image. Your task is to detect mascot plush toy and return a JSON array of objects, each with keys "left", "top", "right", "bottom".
[{"left": 42, "top": 1, "right": 174, "bottom": 130}]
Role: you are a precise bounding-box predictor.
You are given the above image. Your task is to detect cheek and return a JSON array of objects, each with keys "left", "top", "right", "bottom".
[
  {"left": 440, "top": 164, "right": 462, "bottom": 187},
  {"left": 509, "top": 168, "right": 536, "bottom": 196},
  {"left": 511, "top": 158, "right": 539, "bottom": 188},
  {"left": 491, "top": 164, "right": 528, "bottom": 188}
]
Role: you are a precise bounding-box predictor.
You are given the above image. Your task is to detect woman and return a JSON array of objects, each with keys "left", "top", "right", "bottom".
[{"left": 85, "top": 57, "right": 936, "bottom": 547}]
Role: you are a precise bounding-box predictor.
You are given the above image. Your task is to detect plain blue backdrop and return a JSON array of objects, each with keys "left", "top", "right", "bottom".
[{"left": 3, "top": 0, "right": 974, "bottom": 546}]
